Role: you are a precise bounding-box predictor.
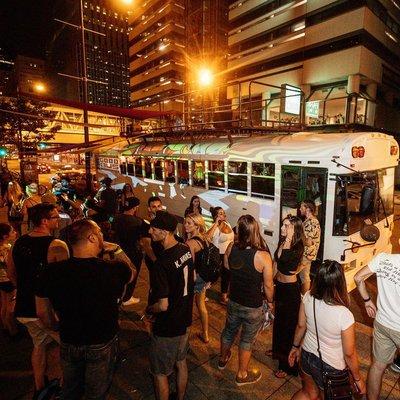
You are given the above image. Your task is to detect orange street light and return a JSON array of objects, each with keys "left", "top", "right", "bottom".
[
  {"left": 33, "top": 82, "right": 46, "bottom": 93},
  {"left": 198, "top": 68, "right": 213, "bottom": 87}
]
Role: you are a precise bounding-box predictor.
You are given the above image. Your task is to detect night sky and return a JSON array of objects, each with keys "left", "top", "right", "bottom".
[{"left": 0, "top": 0, "right": 63, "bottom": 59}]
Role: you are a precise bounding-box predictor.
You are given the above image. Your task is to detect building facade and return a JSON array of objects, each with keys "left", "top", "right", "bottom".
[
  {"left": 0, "top": 48, "right": 14, "bottom": 96},
  {"left": 79, "top": 0, "right": 130, "bottom": 107},
  {"left": 128, "top": 0, "right": 186, "bottom": 112},
  {"left": 227, "top": 0, "right": 400, "bottom": 132}
]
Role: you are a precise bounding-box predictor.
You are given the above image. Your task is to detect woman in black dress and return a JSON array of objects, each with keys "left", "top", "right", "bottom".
[{"left": 272, "top": 215, "right": 304, "bottom": 378}]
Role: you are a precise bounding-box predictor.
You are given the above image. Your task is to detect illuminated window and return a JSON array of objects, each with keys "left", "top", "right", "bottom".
[{"left": 192, "top": 160, "right": 205, "bottom": 188}]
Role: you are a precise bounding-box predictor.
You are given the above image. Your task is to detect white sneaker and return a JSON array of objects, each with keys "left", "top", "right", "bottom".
[
  {"left": 122, "top": 297, "right": 140, "bottom": 306},
  {"left": 390, "top": 362, "right": 400, "bottom": 373}
]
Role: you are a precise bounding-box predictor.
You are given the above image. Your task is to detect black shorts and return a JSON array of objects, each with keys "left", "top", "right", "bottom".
[{"left": 0, "top": 281, "right": 15, "bottom": 293}]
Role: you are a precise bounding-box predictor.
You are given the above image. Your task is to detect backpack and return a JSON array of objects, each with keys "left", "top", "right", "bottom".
[{"left": 193, "top": 237, "right": 220, "bottom": 283}]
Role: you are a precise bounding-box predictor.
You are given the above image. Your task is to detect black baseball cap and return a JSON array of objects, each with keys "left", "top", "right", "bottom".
[
  {"left": 124, "top": 197, "right": 140, "bottom": 211},
  {"left": 150, "top": 211, "right": 178, "bottom": 232}
]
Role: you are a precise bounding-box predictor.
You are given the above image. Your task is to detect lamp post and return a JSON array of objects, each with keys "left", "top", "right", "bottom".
[{"left": 79, "top": 0, "right": 92, "bottom": 194}]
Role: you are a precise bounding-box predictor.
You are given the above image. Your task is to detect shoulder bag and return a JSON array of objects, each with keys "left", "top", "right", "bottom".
[{"left": 313, "top": 297, "right": 353, "bottom": 399}]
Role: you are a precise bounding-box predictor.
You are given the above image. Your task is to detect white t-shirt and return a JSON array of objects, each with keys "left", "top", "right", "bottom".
[
  {"left": 368, "top": 253, "right": 400, "bottom": 332},
  {"left": 302, "top": 292, "right": 355, "bottom": 370},
  {"left": 211, "top": 222, "right": 234, "bottom": 255}
]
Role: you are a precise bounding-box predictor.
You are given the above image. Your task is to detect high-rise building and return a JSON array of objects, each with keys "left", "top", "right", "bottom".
[
  {"left": 51, "top": 0, "right": 130, "bottom": 107},
  {"left": 79, "top": 0, "right": 130, "bottom": 107},
  {"left": 0, "top": 48, "right": 14, "bottom": 96},
  {"left": 13, "top": 55, "right": 45, "bottom": 94},
  {"left": 227, "top": 0, "right": 400, "bottom": 132},
  {"left": 128, "top": 0, "right": 186, "bottom": 112}
]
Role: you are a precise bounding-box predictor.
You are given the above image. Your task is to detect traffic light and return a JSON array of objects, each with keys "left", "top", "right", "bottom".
[{"left": 0, "top": 147, "right": 8, "bottom": 157}]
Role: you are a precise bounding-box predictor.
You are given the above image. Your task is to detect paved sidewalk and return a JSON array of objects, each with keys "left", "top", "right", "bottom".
[{"left": 1, "top": 265, "right": 399, "bottom": 400}]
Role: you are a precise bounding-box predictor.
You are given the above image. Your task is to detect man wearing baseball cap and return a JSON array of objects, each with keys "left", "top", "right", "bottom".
[{"left": 146, "top": 211, "right": 194, "bottom": 400}]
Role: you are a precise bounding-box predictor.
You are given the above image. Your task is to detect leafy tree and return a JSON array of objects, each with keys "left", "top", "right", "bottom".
[{"left": 0, "top": 96, "right": 60, "bottom": 153}]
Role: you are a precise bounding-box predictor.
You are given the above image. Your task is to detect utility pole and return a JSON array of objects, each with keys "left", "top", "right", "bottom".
[
  {"left": 55, "top": 3, "right": 107, "bottom": 193},
  {"left": 79, "top": 0, "right": 91, "bottom": 193}
]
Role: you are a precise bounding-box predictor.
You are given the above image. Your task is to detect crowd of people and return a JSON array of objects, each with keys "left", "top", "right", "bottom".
[{"left": 0, "top": 176, "right": 399, "bottom": 400}]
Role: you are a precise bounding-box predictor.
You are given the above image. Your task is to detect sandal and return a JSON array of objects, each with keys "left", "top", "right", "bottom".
[
  {"left": 274, "top": 370, "right": 288, "bottom": 379},
  {"left": 196, "top": 333, "right": 210, "bottom": 344}
]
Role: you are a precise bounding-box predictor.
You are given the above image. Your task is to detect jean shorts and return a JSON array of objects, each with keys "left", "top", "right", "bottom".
[
  {"left": 300, "top": 349, "right": 344, "bottom": 389},
  {"left": 194, "top": 275, "right": 210, "bottom": 294},
  {"left": 221, "top": 300, "right": 263, "bottom": 351}
]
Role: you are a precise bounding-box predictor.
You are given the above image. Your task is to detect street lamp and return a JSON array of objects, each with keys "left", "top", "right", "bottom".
[
  {"left": 33, "top": 82, "right": 46, "bottom": 94},
  {"left": 198, "top": 68, "right": 214, "bottom": 87}
]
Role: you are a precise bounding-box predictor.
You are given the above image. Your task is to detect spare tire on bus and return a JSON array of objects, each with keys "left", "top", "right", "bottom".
[{"left": 360, "top": 223, "right": 380, "bottom": 242}]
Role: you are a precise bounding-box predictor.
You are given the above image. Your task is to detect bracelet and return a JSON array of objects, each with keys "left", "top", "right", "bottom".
[
  {"left": 363, "top": 297, "right": 371, "bottom": 302},
  {"left": 292, "top": 343, "right": 300, "bottom": 349}
]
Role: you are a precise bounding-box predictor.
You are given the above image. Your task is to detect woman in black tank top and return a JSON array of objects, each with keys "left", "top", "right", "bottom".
[
  {"left": 271, "top": 215, "right": 304, "bottom": 378},
  {"left": 219, "top": 215, "right": 274, "bottom": 386},
  {"left": 184, "top": 213, "right": 211, "bottom": 344}
]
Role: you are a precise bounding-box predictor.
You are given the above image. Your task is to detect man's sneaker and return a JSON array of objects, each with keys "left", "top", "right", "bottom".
[
  {"left": 122, "top": 297, "right": 140, "bottom": 306},
  {"left": 217, "top": 351, "right": 232, "bottom": 370},
  {"left": 390, "top": 360, "right": 400, "bottom": 373},
  {"left": 235, "top": 369, "right": 262, "bottom": 386}
]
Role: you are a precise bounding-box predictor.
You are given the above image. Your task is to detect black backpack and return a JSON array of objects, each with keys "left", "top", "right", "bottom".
[{"left": 193, "top": 237, "right": 220, "bottom": 283}]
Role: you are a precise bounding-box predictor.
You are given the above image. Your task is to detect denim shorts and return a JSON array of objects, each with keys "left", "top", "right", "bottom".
[
  {"left": 300, "top": 349, "right": 344, "bottom": 390},
  {"left": 221, "top": 300, "right": 263, "bottom": 351},
  {"left": 194, "top": 275, "right": 210, "bottom": 294}
]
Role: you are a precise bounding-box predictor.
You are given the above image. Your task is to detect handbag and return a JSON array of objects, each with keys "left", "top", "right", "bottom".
[{"left": 313, "top": 298, "right": 353, "bottom": 399}]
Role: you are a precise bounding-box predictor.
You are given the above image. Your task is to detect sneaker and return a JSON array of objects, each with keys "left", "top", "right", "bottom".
[
  {"left": 217, "top": 351, "right": 232, "bottom": 370},
  {"left": 235, "top": 369, "right": 262, "bottom": 386},
  {"left": 390, "top": 361, "right": 400, "bottom": 373},
  {"left": 122, "top": 297, "right": 140, "bottom": 306}
]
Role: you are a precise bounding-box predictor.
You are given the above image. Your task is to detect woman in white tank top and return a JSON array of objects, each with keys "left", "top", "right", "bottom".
[{"left": 207, "top": 207, "right": 234, "bottom": 304}]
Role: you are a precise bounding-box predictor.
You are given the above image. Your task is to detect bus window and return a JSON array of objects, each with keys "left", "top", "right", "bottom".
[
  {"left": 281, "top": 167, "right": 300, "bottom": 208},
  {"left": 178, "top": 160, "right": 189, "bottom": 184},
  {"left": 192, "top": 160, "right": 205, "bottom": 187},
  {"left": 154, "top": 159, "right": 163, "bottom": 180},
  {"left": 127, "top": 160, "right": 134, "bottom": 176},
  {"left": 165, "top": 160, "right": 175, "bottom": 183},
  {"left": 251, "top": 163, "right": 275, "bottom": 198},
  {"left": 135, "top": 158, "right": 143, "bottom": 177},
  {"left": 208, "top": 160, "right": 225, "bottom": 190},
  {"left": 333, "top": 170, "right": 394, "bottom": 236},
  {"left": 228, "top": 161, "right": 247, "bottom": 193},
  {"left": 120, "top": 161, "right": 127, "bottom": 175},
  {"left": 144, "top": 158, "right": 152, "bottom": 178}
]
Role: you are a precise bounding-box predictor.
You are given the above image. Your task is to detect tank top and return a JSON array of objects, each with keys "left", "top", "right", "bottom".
[
  {"left": 211, "top": 222, "right": 234, "bottom": 255},
  {"left": 14, "top": 235, "right": 54, "bottom": 318},
  {"left": 228, "top": 244, "right": 264, "bottom": 308}
]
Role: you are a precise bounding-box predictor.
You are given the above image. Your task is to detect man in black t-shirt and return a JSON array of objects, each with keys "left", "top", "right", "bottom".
[
  {"left": 146, "top": 211, "right": 194, "bottom": 400},
  {"left": 95, "top": 177, "right": 117, "bottom": 218},
  {"left": 113, "top": 196, "right": 143, "bottom": 305},
  {"left": 36, "top": 219, "right": 132, "bottom": 400}
]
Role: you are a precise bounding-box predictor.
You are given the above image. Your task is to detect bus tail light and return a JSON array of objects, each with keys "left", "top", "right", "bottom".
[
  {"left": 390, "top": 145, "right": 398, "bottom": 155},
  {"left": 352, "top": 146, "right": 365, "bottom": 158}
]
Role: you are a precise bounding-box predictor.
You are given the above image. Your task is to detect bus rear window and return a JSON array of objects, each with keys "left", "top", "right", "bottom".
[{"left": 333, "top": 169, "right": 394, "bottom": 236}]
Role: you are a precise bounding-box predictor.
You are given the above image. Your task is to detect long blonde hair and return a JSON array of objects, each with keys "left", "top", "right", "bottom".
[
  {"left": 186, "top": 213, "right": 208, "bottom": 242},
  {"left": 7, "top": 181, "right": 23, "bottom": 204}
]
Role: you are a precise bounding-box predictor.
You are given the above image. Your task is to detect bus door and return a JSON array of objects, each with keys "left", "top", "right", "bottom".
[{"left": 280, "top": 166, "right": 328, "bottom": 260}]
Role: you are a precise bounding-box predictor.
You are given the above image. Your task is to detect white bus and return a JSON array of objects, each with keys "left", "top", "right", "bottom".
[{"left": 97, "top": 131, "right": 398, "bottom": 290}]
